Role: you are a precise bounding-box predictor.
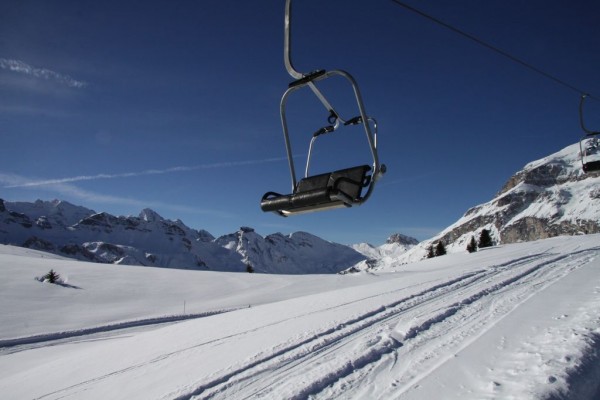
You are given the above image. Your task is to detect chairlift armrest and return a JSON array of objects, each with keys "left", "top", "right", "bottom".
[
  {"left": 344, "top": 116, "right": 363, "bottom": 126},
  {"left": 313, "top": 125, "right": 335, "bottom": 137}
]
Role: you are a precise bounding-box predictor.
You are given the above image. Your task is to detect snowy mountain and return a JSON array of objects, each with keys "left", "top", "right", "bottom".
[
  {"left": 350, "top": 233, "right": 419, "bottom": 271},
  {"left": 0, "top": 199, "right": 364, "bottom": 274},
  {"left": 352, "top": 233, "right": 419, "bottom": 258},
  {"left": 390, "top": 142, "right": 600, "bottom": 264},
  {"left": 216, "top": 227, "right": 365, "bottom": 274}
]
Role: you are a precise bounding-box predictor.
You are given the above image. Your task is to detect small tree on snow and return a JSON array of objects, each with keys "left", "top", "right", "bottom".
[
  {"left": 435, "top": 241, "right": 447, "bottom": 257},
  {"left": 466, "top": 236, "right": 477, "bottom": 253},
  {"left": 43, "top": 269, "right": 60, "bottom": 284},
  {"left": 478, "top": 229, "right": 493, "bottom": 248},
  {"left": 426, "top": 245, "right": 435, "bottom": 259}
]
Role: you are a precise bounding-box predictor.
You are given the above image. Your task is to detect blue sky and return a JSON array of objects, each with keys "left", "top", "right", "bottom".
[{"left": 1, "top": 0, "right": 599, "bottom": 245}]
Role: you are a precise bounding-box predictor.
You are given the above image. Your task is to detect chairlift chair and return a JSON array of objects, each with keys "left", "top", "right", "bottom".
[
  {"left": 579, "top": 94, "right": 600, "bottom": 173},
  {"left": 260, "top": 0, "right": 386, "bottom": 216}
]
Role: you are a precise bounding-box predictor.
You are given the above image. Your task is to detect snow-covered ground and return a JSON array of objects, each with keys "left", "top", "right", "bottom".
[{"left": 0, "top": 235, "right": 599, "bottom": 399}]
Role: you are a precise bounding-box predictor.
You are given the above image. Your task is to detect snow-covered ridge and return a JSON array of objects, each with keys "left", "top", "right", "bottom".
[
  {"left": 0, "top": 199, "right": 364, "bottom": 274},
  {"left": 386, "top": 142, "right": 600, "bottom": 266}
]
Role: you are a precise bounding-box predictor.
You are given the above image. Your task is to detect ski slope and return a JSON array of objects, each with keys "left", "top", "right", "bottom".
[{"left": 0, "top": 235, "right": 599, "bottom": 399}]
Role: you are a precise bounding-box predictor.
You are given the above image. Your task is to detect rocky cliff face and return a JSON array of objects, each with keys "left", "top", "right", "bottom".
[
  {"left": 441, "top": 143, "right": 600, "bottom": 247},
  {"left": 393, "top": 142, "right": 600, "bottom": 264},
  {"left": 386, "top": 233, "right": 419, "bottom": 246}
]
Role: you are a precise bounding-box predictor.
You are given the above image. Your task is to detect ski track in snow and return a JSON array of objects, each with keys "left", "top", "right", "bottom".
[
  {"left": 161, "top": 248, "right": 599, "bottom": 400},
  {"left": 0, "top": 309, "right": 237, "bottom": 353},
  {"left": 355, "top": 249, "right": 599, "bottom": 400}
]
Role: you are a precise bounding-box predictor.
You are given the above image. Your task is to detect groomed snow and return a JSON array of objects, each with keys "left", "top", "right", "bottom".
[{"left": 0, "top": 235, "right": 599, "bottom": 399}]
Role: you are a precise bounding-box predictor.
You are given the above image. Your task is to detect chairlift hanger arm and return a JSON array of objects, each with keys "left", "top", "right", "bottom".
[
  {"left": 284, "top": 0, "right": 342, "bottom": 122},
  {"left": 579, "top": 94, "right": 600, "bottom": 136},
  {"left": 283, "top": 0, "right": 301, "bottom": 81}
]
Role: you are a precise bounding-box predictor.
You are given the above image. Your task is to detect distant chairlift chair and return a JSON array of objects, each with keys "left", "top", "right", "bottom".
[
  {"left": 579, "top": 94, "right": 600, "bottom": 173},
  {"left": 260, "top": 0, "right": 386, "bottom": 216}
]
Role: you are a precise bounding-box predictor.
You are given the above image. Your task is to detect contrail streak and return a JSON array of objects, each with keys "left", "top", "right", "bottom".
[
  {"left": 4, "top": 156, "right": 290, "bottom": 188},
  {"left": 0, "top": 58, "right": 87, "bottom": 88},
  {"left": 0, "top": 173, "right": 236, "bottom": 217}
]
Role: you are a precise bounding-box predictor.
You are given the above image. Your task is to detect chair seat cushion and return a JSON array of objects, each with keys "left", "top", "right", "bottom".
[{"left": 260, "top": 165, "right": 371, "bottom": 215}]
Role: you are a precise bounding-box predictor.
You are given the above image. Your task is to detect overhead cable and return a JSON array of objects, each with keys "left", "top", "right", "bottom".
[{"left": 389, "top": 0, "right": 598, "bottom": 101}]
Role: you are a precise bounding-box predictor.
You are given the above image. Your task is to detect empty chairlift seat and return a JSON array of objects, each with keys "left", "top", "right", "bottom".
[
  {"left": 259, "top": 0, "right": 385, "bottom": 216},
  {"left": 583, "top": 161, "right": 600, "bottom": 173},
  {"left": 579, "top": 94, "right": 600, "bottom": 173},
  {"left": 261, "top": 165, "right": 372, "bottom": 216}
]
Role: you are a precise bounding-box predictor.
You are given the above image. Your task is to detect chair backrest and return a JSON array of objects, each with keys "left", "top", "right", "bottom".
[{"left": 295, "top": 165, "right": 371, "bottom": 201}]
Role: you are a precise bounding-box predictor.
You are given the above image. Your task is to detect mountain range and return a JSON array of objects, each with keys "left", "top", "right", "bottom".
[
  {"left": 1, "top": 142, "right": 598, "bottom": 273},
  {"left": 0, "top": 199, "right": 366, "bottom": 274}
]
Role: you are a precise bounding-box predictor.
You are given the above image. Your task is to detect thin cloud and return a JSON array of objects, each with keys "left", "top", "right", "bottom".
[
  {"left": 0, "top": 172, "right": 235, "bottom": 218},
  {"left": 4, "top": 156, "right": 290, "bottom": 189},
  {"left": 0, "top": 58, "right": 87, "bottom": 88}
]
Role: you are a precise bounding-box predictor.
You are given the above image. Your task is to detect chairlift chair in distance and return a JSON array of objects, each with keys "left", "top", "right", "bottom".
[
  {"left": 260, "top": 0, "right": 386, "bottom": 216},
  {"left": 579, "top": 94, "right": 600, "bottom": 173}
]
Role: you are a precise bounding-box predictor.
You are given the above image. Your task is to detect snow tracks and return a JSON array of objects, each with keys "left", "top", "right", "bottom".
[
  {"left": 174, "top": 247, "right": 599, "bottom": 399},
  {"left": 3, "top": 240, "right": 598, "bottom": 400},
  {"left": 0, "top": 309, "right": 236, "bottom": 353}
]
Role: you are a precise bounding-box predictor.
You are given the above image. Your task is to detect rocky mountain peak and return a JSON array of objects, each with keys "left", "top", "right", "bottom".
[
  {"left": 394, "top": 142, "right": 600, "bottom": 264},
  {"left": 498, "top": 154, "right": 581, "bottom": 197},
  {"left": 386, "top": 233, "right": 419, "bottom": 246},
  {"left": 139, "top": 208, "right": 163, "bottom": 223}
]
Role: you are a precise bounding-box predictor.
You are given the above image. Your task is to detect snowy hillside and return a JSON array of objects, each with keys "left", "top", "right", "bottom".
[
  {"left": 0, "top": 199, "right": 364, "bottom": 274},
  {"left": 392, "top": 142, "right": 600, "bottom": 265},
  {"left": 1, "top": 235, "right": 599, "bottom": 399}
]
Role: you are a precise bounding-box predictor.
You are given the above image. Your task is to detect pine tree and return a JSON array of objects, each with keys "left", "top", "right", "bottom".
[
  {"left": 466, "top": 236, "right": 477, "bottom": 253},
  {"left": 426, "top": 245, "right": 435, "bottom": 259},
  {"left": 43, "top": 269, "right": 60, "bottom": 284},
  {"left": 435, "top": 241, "right": 446, "bottom": 257},
  {"left": 478, "top": 229, "right": 493, "bottom": 248}
]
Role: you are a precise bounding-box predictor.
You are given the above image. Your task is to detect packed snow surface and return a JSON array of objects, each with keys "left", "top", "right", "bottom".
[{"left": 1, "top": 235, "right": 599, "bottom": 399}]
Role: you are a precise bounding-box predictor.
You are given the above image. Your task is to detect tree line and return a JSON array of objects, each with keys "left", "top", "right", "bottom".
[{"left": 426, "top": 229, "right": 494, "bottom": 259}]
